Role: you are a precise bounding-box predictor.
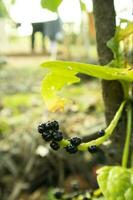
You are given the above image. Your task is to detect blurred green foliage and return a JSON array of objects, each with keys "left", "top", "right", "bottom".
[
  {"left": 0, "top": 0, "right": 8, "bottom": 18},
  {"left": 41, "top": 0, "right": 62, "bottom": 12}
]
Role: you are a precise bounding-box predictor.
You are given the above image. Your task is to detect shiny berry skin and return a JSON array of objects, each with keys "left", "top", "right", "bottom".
[
  {"left": 45, "top": 121, "right": 53, "bottom": 131},
  {"left": 88, "top": 145, "right": 97, "bottom": 153},
  {"left": 70, "top": 137, "right": 82, "bottom": 146},
  {"left": 50, "top": 120, "right": 59, "bottom": 131},
  {"left": 53, "top": 131, "right": 63, "bottom": 141},
  {"left": 65, "top": 144, "right": 78, "bottom": 154},
  {"left": 45, "top": 120, "right": 59, "bottom": 131},
  {"left": 37, "top": 123, "right": 45, "bottom": 133},
  {"left": 98, "top": 129, "right": 105, "bottom": 137},
  {"left": 50, "top": 141, "right": 60, "bottom": 150},
  {"left": 42, "top": 132, "right": 53, "bottom": 142}
]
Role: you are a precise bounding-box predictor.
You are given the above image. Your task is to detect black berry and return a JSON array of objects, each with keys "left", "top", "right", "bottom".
[
  {"left": 70, "top": 137, "right": 82, "bottom": 146},
  {"left": 88, "top": 145, "right": 97, "bottom": 153},
  {"left": 45, "top": 121, "right": 53, "bottom": 131},
  {"left": 66, "top": 144, "right": 78, "bottom": 154},
  {"left": 98, "top": 129, "right": 105, "bottom": 137},
  {"left": 53, "top": 131, "right": 63, "bottom": 141},
  {"left": 42, "top": 132, "right": 53, "bottom": 141},
  {"left": 37, "top": 123, "right": 45, "bottom": 133},
  {"left": 50, "top": 141, "right": 60, "bottom": 150},
  {"left": 45, "top": 120, "right": 59, "bottom": 131},
  {"left": 50, "top": 120, "right": 59, "bottom": 131},
  {"left": 54, "top": 189, "right": 64, "bottom": 199}
]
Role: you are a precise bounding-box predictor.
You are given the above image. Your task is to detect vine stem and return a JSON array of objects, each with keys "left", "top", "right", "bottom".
[
  {"left": 78, "top": 100, "right": 126, "bottom": 150},
  {"left": 122, "top": 102, "right": 132, "bottom": 168},
  {"left": 59, "top": 101, "right": 126, "bottom": 151}
]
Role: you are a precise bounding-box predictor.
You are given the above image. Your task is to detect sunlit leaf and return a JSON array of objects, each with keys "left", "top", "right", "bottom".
[
  {"left": 116, "top": 21, "right": 133, "bottom": 41},
  {"left": 41, "top": 61, "right": 133, "bottom": 111},
  {"left": 41, "top": 0, "right": 62, "bottom": 12},
  {"left": 97, "top": 166, "right": 133, "bottom": 200},
  {"left": 0, "top": 0, "right": 8, "bottom": 17},
  {"left": 107, "top": 21, "right": 133, "bottom": 67},
  {"left": 80, "top": 0, "right": 87, "bottom": 11}
]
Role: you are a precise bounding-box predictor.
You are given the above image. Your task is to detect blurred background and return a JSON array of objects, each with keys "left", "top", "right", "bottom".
[{"left": 0, "top": 0, "right": 132, "bottom": 199}]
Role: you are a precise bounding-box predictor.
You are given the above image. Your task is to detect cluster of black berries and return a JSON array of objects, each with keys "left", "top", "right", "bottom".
[
  {"left": 38, "top": 120, "right": 63, "bottom": 151},
  {"left": 38, "top": 121, "right": 105, "bottom": 154},
  {"left": 37, "top": 120, "right": 82, "bottom": 154},
  {"left": 65, "top": 137, "right": 82, "bottom": 154}
]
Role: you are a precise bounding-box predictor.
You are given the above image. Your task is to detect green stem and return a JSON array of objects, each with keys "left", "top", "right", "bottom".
[
  {"left": 131, "top": 152, "right": 133, "bottom": 167},
  {"left": 122, "top": 102, "right": 132, "bottom": 168},
  {"left": 78, "top": 100, "right": 126, "bottom": 151},
  {"left": 59, "top": 101, "right": 126, "bottom": 151},
  {"left": 120, "top": 81, "right": 130, "bottom": 99}
]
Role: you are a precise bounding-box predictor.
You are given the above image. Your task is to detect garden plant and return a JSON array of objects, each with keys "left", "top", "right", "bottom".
[{"left": 38, "top": 0, "right": 133, "bottom": 199}]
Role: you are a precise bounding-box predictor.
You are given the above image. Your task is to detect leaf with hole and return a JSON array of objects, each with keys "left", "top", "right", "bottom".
[{"left": 41, "top": 61, "right": 133, "bottom": 111}]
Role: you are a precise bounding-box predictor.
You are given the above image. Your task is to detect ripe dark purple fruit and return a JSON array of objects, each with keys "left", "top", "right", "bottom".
[
  {"left": 98, "top": 129, "right": 105, "bottom": 137},
  {"left": 45, "top": 121, "right": 53, "bottom": 131},
  {"left": 53, "top": 131, "right": 63, "bottom": 141},
  {"left": 70, "top": 137, "right": 82, "bottom": 146},
  {"left": 42, "top": 132, "right": 53, "bottom": 142},
  {"left": 50, "top": 120, "right": 59, "bottom": 131},
  {"left": 50, "top": 141, "right": 60, "bottom": 150},
  {"left": 38, "top": 122, "right": 52, "bottom": 133},
  {"left": 88, "top": 145, "right": 97, "bottom": 153},
  {"left": 45, "top": 120, "right": 59, "bottom": 131},
  {"left": 65, "top": 144, "right": 78, "bottom": 154},
  {"left": 37, "top": 123, "right": 45, "bottom": 133}
]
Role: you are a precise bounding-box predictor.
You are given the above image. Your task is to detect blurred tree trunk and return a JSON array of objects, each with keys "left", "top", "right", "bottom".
[{"left": 93, "top": 0, "right": 127, "bottom": 165}]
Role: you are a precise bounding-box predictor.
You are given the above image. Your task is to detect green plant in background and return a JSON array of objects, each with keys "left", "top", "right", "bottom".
[
  {"left": 0, "top": 0, "right": 8, "bottom": 18},
  {"left": 41, "top": 0, "right": 63, "bottom": 12},
  {"left": 39, "top": 0, "right": 133, "bottom": 199}
]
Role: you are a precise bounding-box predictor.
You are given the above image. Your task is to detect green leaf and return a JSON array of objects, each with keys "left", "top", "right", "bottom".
[
  {"left": 41, "top": 60, "right": 133, "bottom": 111},
  {"left": 107, "top": 21, "right": 133, "bottom": 68},
  {"left": 80, "top": 0, "right": 87, "bottom": 11},
  {"left": 0, "top": 0, "right": 8, "bottom": 17},
  {"left": 97, "top": 166, "right": 133, "bottom": 200},
  {"left": 41, "top": 0, "right": 62, "bottom": 12},
  {"left": 116, "top": 21, "right": 133, "bottom": 41}
]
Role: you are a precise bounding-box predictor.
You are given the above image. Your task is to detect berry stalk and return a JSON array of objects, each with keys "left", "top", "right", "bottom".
[
  {"left": 37, "top": 101, "right": 126, "bottom": 154},
  {"left": 59, "top": 100, "right": 126, "bottom": 151}
]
